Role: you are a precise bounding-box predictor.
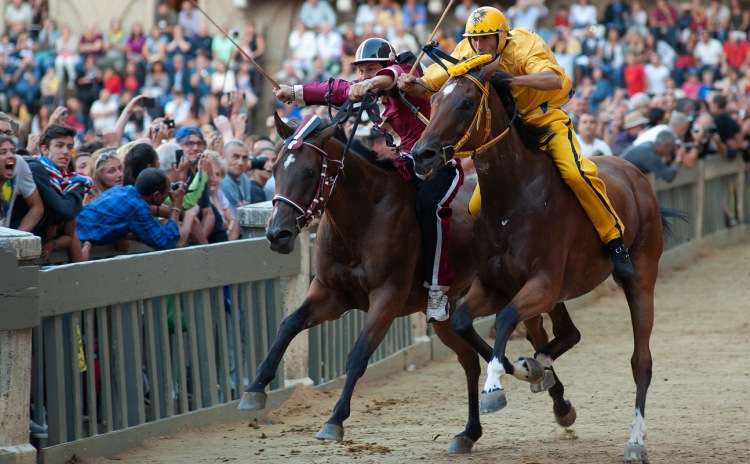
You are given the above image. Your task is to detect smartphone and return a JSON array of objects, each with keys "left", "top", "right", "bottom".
[
  {"left": 175, "top": 149, "right": 184, "bottom": 166},
  {"left": 142, "top": 96, "right": 156, "bottom": 109}
]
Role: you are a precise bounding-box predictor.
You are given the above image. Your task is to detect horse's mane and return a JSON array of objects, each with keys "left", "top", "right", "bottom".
[
  {"left": 486, "top": 71, "right": 552, "bottom": 151},
  {"left": 284, "top": 117, "right": 397, "bottom": 172}
]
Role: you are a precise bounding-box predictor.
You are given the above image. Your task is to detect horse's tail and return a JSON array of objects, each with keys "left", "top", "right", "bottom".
[{"left": 660, "top": 207, "right": 689, "bottom": 238}]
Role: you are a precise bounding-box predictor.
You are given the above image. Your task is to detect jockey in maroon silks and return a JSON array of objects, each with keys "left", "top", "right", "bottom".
[{"left": 274, "top": 38, "right": 463, "bottom": 322}]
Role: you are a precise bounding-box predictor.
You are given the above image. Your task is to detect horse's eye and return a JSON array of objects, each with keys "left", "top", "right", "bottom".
[{"left": 460, "top": 98, "right": 473, "bottom": 110}]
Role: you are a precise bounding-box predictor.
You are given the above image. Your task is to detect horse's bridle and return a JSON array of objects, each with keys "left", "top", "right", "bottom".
[
  {"left": 272, "top": 138, "right": 344, "bottom": 231},
  {"left": 439, "top": 73, "right": 518, "bottom": 164},
  {"left": 272, "top": 96, "right": 376, "bottom": 231}
]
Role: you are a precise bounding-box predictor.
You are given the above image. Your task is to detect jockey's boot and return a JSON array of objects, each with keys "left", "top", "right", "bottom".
[
  {"left": 607, "top": 238, "right": 635, "bottom": 281},
  {"left": 426, "top": 287, "right": 450, "bottom": 323}
]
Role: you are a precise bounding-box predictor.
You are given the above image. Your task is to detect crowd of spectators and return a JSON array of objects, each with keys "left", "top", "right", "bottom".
[
  {"left": 1, "top": 0, "right": 266, "bottom": 144},
  {"left": 3, "top": 0, "right": 750, "bottom": 263},
  {"left": 278, "top": 0, "right": 750, "bottom": 187},
  {"left": 0, "top": 97, "right": 278, "bottom": 262},
  {"left": 0, "top": 0, "right": 285, "bottom": 262}
]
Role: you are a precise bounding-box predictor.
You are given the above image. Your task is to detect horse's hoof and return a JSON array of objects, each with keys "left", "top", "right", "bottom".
[
  {"left": 315, "top": 423, "right": 344, "bottom": 442},
  {"left": 480, "top": 388, "right": 507, "bottom": 413},
  {"left": 238, "top": 391, "right": 266, "bottom": 411},
  {"left": 513, "top": 357, "right": 545, "bottom": 383},
  {"left": 448, "top": 435, "right": 475, "bottom": 454},
  {"left": 530, "top": 368, "right": 556, "bottom": 393},
  {"left": 555, "top": 404, "right": 577, "bottom": 427},
  {"left": 624, "top": 442, "right": 649, "bottom": 463}
]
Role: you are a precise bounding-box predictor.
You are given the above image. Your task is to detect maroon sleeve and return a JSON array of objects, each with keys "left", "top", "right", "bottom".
[{"left": 301, "top": 79, "right": 352, "bottom": 106}]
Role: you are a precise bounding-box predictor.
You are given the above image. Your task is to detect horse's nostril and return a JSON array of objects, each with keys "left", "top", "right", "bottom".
[{"left": 276, "top": 230, "right": 293, "bottom": 241}]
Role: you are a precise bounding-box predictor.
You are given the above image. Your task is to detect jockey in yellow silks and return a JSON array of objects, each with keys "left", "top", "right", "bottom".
[{"left": 398, "top": 6, "right": 634, "bottom": 280}]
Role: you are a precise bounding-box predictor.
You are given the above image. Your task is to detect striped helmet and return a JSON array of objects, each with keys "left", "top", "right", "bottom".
[{"left": 352, "top": 38, "right": 396, "bottom": 65}]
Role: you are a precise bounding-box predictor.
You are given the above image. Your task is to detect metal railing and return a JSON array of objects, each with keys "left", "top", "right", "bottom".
[
  {"left": 30, "top": 239, "right": 300, "bottom": 450},
  {"left": 654, "top": 158, "right": 746, "bottom": 249}
]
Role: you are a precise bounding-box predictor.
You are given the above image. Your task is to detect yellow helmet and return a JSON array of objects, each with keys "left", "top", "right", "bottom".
[{"left": 463, "top": 6, "right": 509, "bottom": 37}]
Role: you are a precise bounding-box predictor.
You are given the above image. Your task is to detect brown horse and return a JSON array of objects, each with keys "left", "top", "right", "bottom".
[
  {"left": 238, "top": 112, "right": 578, "bottom": 453},
  {"left": 410, "top": 62, "right": 669, "bottom": 463}
]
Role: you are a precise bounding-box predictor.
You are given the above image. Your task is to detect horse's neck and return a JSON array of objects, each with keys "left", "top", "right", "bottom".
[
  {"left": 324, "top": 143, "right": 394, "bottom": 233},
  {"left": 474, "top": 94, "right": 552, "bottom": 216}
]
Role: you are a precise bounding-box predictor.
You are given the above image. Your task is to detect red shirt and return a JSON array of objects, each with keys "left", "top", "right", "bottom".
[
  {"left": 103, "top": 74, "right": 123, "bottom": 94},
  {"left": 624, "top": 64, "right": 646, "bottom": 97},
  {"left": 301, "top": 63, "right": 430, "bottom": 152},
  {"left": 724, "top": 40, "right": 749, "bottom": 69}
]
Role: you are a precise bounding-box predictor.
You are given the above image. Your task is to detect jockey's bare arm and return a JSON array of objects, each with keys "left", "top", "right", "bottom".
[
  {"left": 509, "top": 71, "right": 563, "bottom": 91},
  {"left": 273, "top": 74, "right": 395, "bottom": 106}
]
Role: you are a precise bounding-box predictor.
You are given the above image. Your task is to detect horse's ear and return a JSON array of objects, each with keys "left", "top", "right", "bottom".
[
  {"left": 274, "top": 111, "right": 294, "bottom": 140},
  {"left": 478, "top": 55, "right": 502, "bottom": 82},
  {"left": 318, "top": 122, "right": 340, "bottom": 141}
]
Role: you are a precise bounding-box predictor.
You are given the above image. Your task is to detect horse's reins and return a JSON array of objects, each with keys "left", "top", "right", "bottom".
[
  {"left": 439, "top": 73, "right": 517, "bottom": 164},
  {"left": 272, "top": 96, "right": 375, "bottom": 231}
]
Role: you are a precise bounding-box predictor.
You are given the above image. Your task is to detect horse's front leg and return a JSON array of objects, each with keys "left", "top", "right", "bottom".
[
  {"left": 315, "top": 286, "right": 404, "bottom": 442},
  {"left": 239, "top": 278, "right": 346, "bottom": 410},
  {"left": 481, "top": 276, "right": 557, "bottom": 413}
]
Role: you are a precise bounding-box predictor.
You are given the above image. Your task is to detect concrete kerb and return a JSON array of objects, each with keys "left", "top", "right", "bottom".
[{"left": 40, "top": 385, "right": 297, "bottom": 464}]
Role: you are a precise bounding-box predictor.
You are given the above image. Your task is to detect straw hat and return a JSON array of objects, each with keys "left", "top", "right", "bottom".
[{"left": 623, "top": 111, "right": 649, "bottom": 130}]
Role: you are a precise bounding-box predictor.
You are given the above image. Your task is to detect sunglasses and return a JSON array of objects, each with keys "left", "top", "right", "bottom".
[{"left": 95, "top": 150, "right": 118, "bottom": 168}]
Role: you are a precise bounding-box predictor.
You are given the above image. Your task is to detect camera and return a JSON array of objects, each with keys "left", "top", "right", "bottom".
[
  {"left": 170, "top": 181, "right": 185, "bottom": 191},
  {"left": 230, "top": 29, "right": 240, "bottom": 40},
  {"left": 164, "top": 118, "right": 175, "bottom": 129},
  {"left": 175, "top": 149, "right": 184, "bottom": 166},
  {"left": 250, "top": 156, "right": 268, "bottom": 170}
]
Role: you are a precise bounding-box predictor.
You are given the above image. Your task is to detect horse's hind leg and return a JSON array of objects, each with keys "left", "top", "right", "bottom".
[
  {"left": 621, "top": 262, "right": 657, "bottom": 464},
  {"left": 432, "top": 321, "right": 482, "bottom": 454},
  {"left": 520, "top": 303, "right": 581, "bottom": 427},
  {"left": 239, "top": 278, "right": 346, "bottom": 411},
  {"left": 316, "top": 290, "right": 402, "bottom": 442}
]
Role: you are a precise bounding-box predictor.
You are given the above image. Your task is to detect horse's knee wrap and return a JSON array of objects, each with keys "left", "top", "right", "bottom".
[
  {"left": 496, "top": 306, "right": 520, "bottom": 334},
  {"left": 451, "top": 304, "right": 474, "bottom": 334}
]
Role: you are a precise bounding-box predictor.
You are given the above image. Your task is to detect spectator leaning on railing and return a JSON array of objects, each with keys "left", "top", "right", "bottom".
[{"left": 76, "top": 167, "right": 193, "bottom": 250}]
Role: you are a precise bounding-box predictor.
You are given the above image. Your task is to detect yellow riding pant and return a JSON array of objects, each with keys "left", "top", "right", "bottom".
[{"left": 468, "top": 109, "right": 624, "bottom": 244}]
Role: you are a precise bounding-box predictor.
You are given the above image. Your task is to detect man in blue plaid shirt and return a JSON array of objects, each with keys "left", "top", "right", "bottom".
[{"left": 77, "top": 168, "right": 188, "bottom": 250}]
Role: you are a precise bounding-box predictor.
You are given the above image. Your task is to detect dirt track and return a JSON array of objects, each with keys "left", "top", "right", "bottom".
[{"left": 108, "top": 243, "right": 750, "bottom": 464}]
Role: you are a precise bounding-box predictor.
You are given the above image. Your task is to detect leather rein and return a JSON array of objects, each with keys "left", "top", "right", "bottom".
[
  {"left": 272, "top": 95, "right": 377, "bottom": 231},
  {"left": 439, "top": 73, "right": 517, "bottom": 164}
]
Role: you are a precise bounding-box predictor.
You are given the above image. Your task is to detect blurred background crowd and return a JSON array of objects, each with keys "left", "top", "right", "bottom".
[{"left": 2, "top": 0, "right": 749, "bottom": 264}]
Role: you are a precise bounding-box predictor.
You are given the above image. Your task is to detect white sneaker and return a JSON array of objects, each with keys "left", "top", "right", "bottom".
[{"left": 426, "top": 288, "right": 449, "bottom": 322}]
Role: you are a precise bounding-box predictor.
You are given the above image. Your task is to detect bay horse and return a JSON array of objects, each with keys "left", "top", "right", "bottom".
[
  {"left": 238, "top": 112, "right": 579, "bottom": 453},
  {"left": 410, "top": 60, "right": 669, "bottom": 463}
]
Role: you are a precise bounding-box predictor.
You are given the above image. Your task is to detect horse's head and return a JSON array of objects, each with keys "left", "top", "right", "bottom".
[
  {"left": 266, "top": 112, "right": 342, "bottom": 254},
  {"left": 411, "top": 57, "right": 505, "bottom": 179}
]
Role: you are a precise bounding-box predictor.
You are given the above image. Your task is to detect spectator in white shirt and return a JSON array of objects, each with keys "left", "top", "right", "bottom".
[
  {"left": 577, "top": 113, "right": 613, "bottom": 156},
  {"left": 4, "top": 0, "right": 32, "bottom": 37},
  {"left": 644, "top": 53, "right": 671, "bottom": 96},
  {"left": 506, "top": 0, "right": 548, "bottom": 31},
  {"left": 164, "top": 90, "right": 192, "bottom": 126},
  {"left": 89, "top": 89, "right": 119, "bottom": 135},
  {"left": 389, "top": 24, "right": 419, "bottom": 54},
  {"left": 316, "top": 23, "right": 342, "bottom": 66},
  {"left": 633, "top": 111, "right": 690, "bottom": 145},
  {"left": 694, "top": 29, "right": 724, "bottom": 67},
  {"left": 355, "top": 0, "right": 379, "bottom": 34},
  {"left": 210, "top": 60, "right": 237, "bottom": 94},
  {"left": 570, "top": 0, "right": 598, "bottom": 29},
  {"left": 178, "top": 0, "right": 202, "bottom": 37},
  {"left": 299, "top": 0, "right": 337, "bottom": 30},
  {"left": 288, "top": 21, "right": 318, "bottom": 69}
]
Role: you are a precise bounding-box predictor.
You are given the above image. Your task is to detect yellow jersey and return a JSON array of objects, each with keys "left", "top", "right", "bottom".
[{"left": 421, "top": 28, "right": 573, "bottom": 121}]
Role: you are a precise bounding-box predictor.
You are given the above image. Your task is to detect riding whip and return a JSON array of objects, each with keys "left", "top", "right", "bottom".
[
  {"left": 189, "top": 0, "right": 280, "bottom": 90},
  {"left": 408, "top": 0, "right": 456, "bottom": 76}
]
